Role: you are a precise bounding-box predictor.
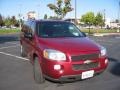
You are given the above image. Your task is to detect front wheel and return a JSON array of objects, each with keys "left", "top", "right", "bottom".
[
  {"left": 20, "top": 45, "right": 27, "bottom": 57},
  {"left": 33, "top": 57, "right": 45, "bottom": 84}
]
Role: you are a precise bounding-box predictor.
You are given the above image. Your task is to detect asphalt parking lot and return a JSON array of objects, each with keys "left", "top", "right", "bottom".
[{"left": 0, "top": 34, "right": 120, "bottom": 90}]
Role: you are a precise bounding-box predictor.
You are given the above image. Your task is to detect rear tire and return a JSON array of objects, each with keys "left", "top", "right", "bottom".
[
  {"left": 20, "top": 45, "right": 26, "bottom": 57},
  {"left": 33, "top": 57, "right": 45, "bottom": 84}
]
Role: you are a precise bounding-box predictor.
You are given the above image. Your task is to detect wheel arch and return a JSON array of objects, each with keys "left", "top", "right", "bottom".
[{"left": 32, "top": 52, "right": 43, "bottom": 65}]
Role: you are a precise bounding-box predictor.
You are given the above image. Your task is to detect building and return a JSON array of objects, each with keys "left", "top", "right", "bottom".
[
  {"left": 105, "top": 18, "right": 120, "bottom": 29},
  {"left": 27, "top": 11, "right": 36, "bottom": 19},
  {"left": 64, "top": 18, "right": 81, "bottom": 24}
]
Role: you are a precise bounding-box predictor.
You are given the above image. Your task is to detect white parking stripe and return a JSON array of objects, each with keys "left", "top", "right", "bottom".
[
  {"left": 0, "top": 45, "right": 20, "bottom": 50},
  {"left": 6, "top": 42, "right": 19, "bottom": 44},
  {"left": 115, "top": 37, "right": 120, "bottom": 39},
  {"left": 95, "top": 40, "right": 115, "bottom": 43},
  {"left": 0, "top": 51, "right": 29, "bottom": 61}
]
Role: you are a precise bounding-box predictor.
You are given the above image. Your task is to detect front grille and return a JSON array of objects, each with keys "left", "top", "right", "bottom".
[
  {"left": 71, "top": 53, "right": 99, "bottom": 62},
  {"left": 72, "top": 62, "right": 99, "bottom": 70}
]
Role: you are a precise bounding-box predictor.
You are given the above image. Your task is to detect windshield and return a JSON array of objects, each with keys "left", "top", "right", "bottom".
[{"left": 37, "top": 22, "right": 84, "bottom": 38}]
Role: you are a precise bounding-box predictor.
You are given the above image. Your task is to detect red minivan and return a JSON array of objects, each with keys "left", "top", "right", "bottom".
[{"left": 20, "top": 20, "right": 108, "bottom": 83}]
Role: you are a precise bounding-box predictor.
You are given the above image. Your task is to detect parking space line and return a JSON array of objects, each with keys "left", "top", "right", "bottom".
[
  {"left": 0, "top": 44, "right": 20, "bottom": 50},
  {"left": 0, "top": 51, "right": 29, "bottom": 61},
  {"left": 95, "top": 40, "right": 116, "bottom": 43},
  {"left": 94, "top": 40, "right": 118, "bottom": 45},
  {"left": 115, "top": 37, "right": 120, "bottom": 39},
  {"left": 6, "top": 42, "right": 19, "bottom": 44}
]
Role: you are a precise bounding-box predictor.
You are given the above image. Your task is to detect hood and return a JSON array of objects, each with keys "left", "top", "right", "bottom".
[{"left": 38, "top": 37, "right": 100, "bottom": 53}]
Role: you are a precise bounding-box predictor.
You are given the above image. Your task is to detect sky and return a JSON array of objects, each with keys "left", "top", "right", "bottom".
[{"left": 0, "top": 0, "right": 119, "bottom": 21}]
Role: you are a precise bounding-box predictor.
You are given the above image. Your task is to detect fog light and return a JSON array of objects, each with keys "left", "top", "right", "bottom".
[
  {"left": 59, "top": 70, "right": 63, "bottom": 74},
  {"left": 54, "top": 65, "right": 61, "bottom": 70},
  {"left": 105, "top": 59, "right": 108, "bottom": 64}
]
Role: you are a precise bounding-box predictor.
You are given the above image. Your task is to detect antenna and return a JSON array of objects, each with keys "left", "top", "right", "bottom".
[{"left": 118, "top": 1, "right": 120, "bottom": 23}]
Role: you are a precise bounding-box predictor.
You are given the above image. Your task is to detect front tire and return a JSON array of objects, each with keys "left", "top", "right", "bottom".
[
  {"left": 20, "top": 45, "right": 27, "bottom": 57},
  {"left": 33, "top": 57, "right": 45, "bottom": 84}
]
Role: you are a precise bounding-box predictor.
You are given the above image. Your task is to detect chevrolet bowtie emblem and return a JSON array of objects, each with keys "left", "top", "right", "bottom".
[{"left": 84, "top": 60, "right": 92, "bottom": 64}]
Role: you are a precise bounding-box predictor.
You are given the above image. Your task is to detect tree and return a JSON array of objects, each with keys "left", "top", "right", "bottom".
[
  {"left": 0, "top": 14, "right": 4, "bottom": 26},
  {"left": 4, "top": 17, "right": 12, "bottom": 27},
  {"left": 63, "top": 0, "right": 73, "bottom": 17},
  {"left": 44, "top": 14, "right": 48, "bottom": 19},
  {"left": 115, "top": 19, "right": 119, "bottom": 23},
  {"left": 47, "top": 0, "right": 73, "bottom": 19},
  {"left": 81, "top": 12, "right": 95, "bottom": 26},
  {"left": 94, "top": 12, "right": 104, "bottom": 28},
  {"left": 49, "top": 16, "right": 60, "bottom": 20},
  {"left": 81, "top": 12, "right": 95, "bottom": 34},
  {"left": 11, "top": 16, "right": 17, "bottom": 26}
]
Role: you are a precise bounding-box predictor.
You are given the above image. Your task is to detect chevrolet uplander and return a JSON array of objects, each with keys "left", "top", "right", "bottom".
[{"left": 20, "top": 20, "right": 108, "bottom": 84}]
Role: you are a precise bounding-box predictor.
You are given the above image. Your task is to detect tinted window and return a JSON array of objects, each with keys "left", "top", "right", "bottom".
[
  {"left": 30, "top": 22, "right": 36, "bottom": 33},
  {"left": 37, "top": 22, "right": 84, "bottom": 38}
]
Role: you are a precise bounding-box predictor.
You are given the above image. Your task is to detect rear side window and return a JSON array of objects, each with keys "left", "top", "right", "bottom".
[
  {"left": 22, "top": 21, "right": 36, "bottom": 34},
  {"left": 30, "top": 22, "right": 36, "bottom": 34}
]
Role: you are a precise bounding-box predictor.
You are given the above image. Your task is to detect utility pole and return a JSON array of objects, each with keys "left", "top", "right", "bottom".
[
  {"left": 118, "top": 0, "right": 120, "bottom": 32},
  {"left": 103, "top": 9, "right": 106, "bottom": 27},
  {"left": 118, "top": 1, "right": 120, "bottom": 23},
  {"left": 54, "top": 0, "right": 56, "bottom": 17},
  {"left": 75, "top": 0, "right": 77, "bottom": 24},
  {"left": 18, "top": 4, "right": 22, "bottom": 30},
  {"left": 37, "top": 4, "right": 40, "bottom": 19}
]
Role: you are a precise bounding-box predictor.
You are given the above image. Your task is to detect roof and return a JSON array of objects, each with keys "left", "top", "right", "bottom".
[{"left": 27, "top": 19, "right": 70, "bottom": 23}]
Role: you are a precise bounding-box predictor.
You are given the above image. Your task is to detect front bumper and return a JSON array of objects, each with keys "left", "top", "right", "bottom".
[
  {"left": 42, "top": 56, "right": 108, "bottom": 82},
  {"left": 44, "top": 69, "right": 105, "bottom": 82}
]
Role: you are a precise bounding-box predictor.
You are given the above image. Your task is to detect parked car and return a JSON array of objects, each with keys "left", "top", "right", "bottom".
[{"left": 20, "top": 20, "right": 108, "bottom": 83}]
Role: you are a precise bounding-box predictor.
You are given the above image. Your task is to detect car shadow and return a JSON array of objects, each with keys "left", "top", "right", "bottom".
[
  {"left": 108, "top": 57, "right": 120, "bottom": 77},
  {"left": 108, "top": 57, "right": 118, "bottom": 62},
  {"left": 0, "top": 34, "right": 19, "bottom": 44}
]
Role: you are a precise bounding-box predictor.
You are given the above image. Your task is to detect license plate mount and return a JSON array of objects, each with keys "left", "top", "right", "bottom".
[{"left": 81, "top": 70, "right": 94, "bottom": 79}]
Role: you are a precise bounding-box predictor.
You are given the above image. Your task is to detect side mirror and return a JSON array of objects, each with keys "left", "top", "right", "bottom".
[
  {"left": 82, "top": 32, "right": 87, "bottom": 37},
  {"left": 24, "top": 32, "right": 33, "bottom": 39}
]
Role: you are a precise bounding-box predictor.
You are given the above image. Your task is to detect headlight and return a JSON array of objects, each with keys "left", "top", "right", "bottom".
[
  {"left": 100, "top": 46, "right": 107, "bottom": 56},
  {"left": 43, "top": 49, "right": 66, "bottom": 61}
]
